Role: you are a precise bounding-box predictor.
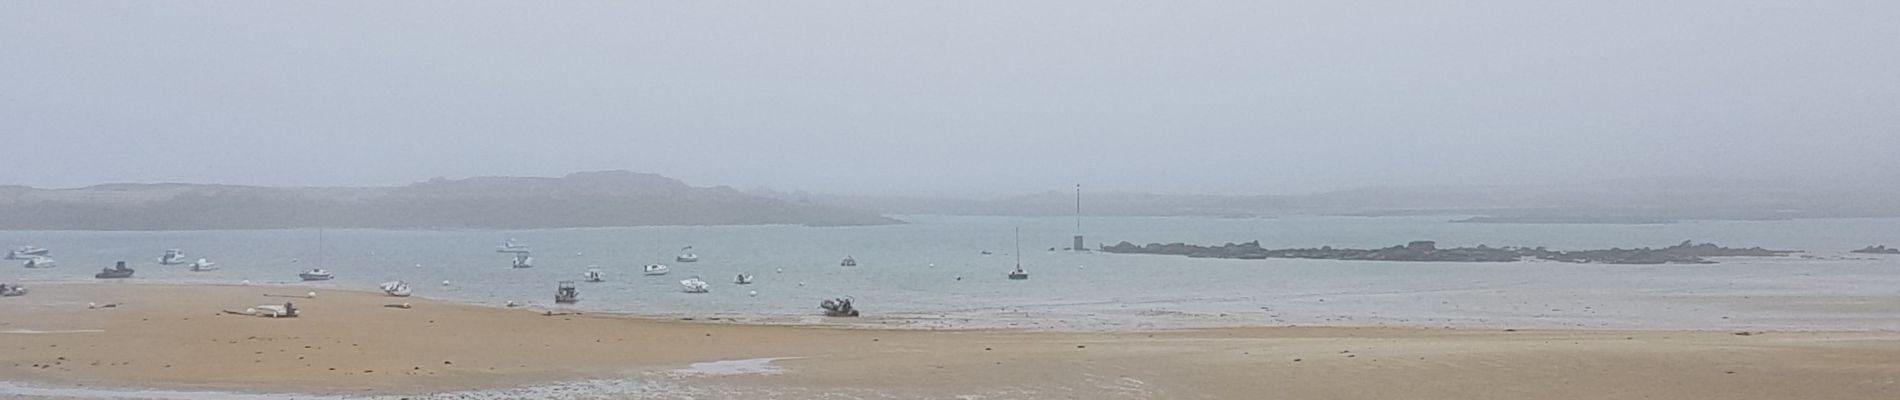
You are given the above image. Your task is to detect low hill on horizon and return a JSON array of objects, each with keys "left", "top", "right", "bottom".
[
  {"left": 752, "top": 178, "right": 1900, "bottom": 222},
  {"left": 0, "top": 171, "right": 902, "bottom": 230}
]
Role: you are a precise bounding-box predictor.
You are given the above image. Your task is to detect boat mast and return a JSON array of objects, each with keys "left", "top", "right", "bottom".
[{"left": 1014, "top": 227, "right": 1022, "bottom": 269}]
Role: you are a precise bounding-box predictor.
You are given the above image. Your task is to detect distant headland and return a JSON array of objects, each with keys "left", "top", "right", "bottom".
[
  {"left": 1100, "top": 240, "right": 1797, "bottom": 264},
  {"left": 0, "top": 171, "right": 902, "bottom": 230}
]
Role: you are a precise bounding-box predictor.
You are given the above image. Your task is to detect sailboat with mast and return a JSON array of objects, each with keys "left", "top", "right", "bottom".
[
  {"left": 1008, "top": 227, "right": 1029, "bottom": 280},
  {"left": 300, "top": 228, "right": 333, "bottom": 281}
]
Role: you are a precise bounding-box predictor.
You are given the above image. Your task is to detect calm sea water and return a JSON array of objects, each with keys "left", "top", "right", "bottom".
[{"left": 4, "top": 215, "right": 1898, "bottom": 331}]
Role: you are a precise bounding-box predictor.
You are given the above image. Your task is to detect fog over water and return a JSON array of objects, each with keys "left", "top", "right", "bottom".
[{"left": 3, "top": 1, "right": 1897, "bottom": 196}]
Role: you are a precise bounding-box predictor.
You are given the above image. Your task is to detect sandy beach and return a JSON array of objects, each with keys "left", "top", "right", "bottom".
[{"left": 1, "top": 283, "right": 1896, "bottom": 399}]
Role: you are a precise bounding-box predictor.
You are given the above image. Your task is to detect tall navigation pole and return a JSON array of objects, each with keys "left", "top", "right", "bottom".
[{"left": 1073, "top": 184, "right": 1085, "bottom": 251}]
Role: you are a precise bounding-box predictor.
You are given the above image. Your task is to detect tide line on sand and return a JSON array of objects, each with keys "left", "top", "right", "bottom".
[
  {"left": 669, "top": 357, "right": 801, "bottom": 376},
  {"left": 1, "top": 329, "right": 107, "bottom": 334}
]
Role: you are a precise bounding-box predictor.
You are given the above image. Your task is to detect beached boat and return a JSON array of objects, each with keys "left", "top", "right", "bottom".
[
  {"left": 299, "top": 269, "right": 333, "bottom": 281},
  {"left": 643, "top": 264, "right": 670, "bottom": 276},
  {"left": 380, "top": 280, "right": 412, "bottom": 297},
  {"left": 511, "top": 253, "right": 534, "bottom": 269},
  {"left": 583, "top": 267, "right": 605, "bottom": 282},
  {"left": 6, "top": 246, "right": 49, "bottom": 260},
  {"left": 159, "top": 249, "right": 188, "bottom": 265},
  {"left": 496, "top": 239, "right": 530, "bottom": 254},
  {"left": 0, "top": 283, "right": 26, "bottom": 297},
  {"left": 676, "top": 246, "right": 699, "bottom": 263},
  {"left": 734, "top": 273, "right": 754, "bottom": 285},
  {"left": 840, "top": 256, "right": 857, "bottom": 267},
  {"left": 679, "top": 276, "right": 710, "bottom": 293},
  {"left": 95, "top": 261, "right": 134, "bottom": 279},
  {"left": 820, "top": 296, "right": 859, "bottom": 317},
  {"left": 555, "top": 281, "right": 579, "bottom": 304},
  {"left": 241, "top": 303, "right": 298, "bottom": 318},
  {"left": 22, "top": 256, "right": 57, "bottom": 269}
]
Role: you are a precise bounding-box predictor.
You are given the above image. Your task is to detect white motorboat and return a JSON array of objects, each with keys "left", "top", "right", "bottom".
[
  {"left": 6, "top": 246, "right": 49, "bottom": 260},
  {"left": 380, "top": 281, "right": 412, "bottom": 297},
  {"left": 734, "top": 273, "right": 754, "bottom": 285},
  {"left": 496, "top": 239, "right": 530, "bottom": 254},
  {"left": 679, "top": 276, "right": 710, "bottom": 293},
  {"left": 643, "top": 264, "right": 670, "bottom": 276},
  {"left": 159, "top": 249, "right": 188, "bottom": 265},
  {"left": 511, "top": 253, "right": 534, "bottom": 269},
  {"left": 676, "top": 246, "right": 699, "bottom": 263},
  {"left": 583, "top": 267, "right": 606, "bottom": 282},
  {"left": 299, "top": 269, "right": 333, "bottom": 281},
  {"left": 188, "top": 258, "right": 219, "bottom": 271},
  {"left": 22, "top": 256, "right": 57, "bottom": 269}
]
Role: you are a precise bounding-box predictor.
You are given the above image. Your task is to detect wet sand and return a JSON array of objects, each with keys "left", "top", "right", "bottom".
[{"left": 1, "top": 283, "right": 1897, "bottom": 399}]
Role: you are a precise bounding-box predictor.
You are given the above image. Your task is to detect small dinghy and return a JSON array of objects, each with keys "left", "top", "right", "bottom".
[
  {"left": 6, "top": 246, "right": 49, "bottom": 260},
  {"left": 159, "top": 249, "right": 188, "bottom": 265},
  {"left": 583, "top": 267, "right": 606, "bottom": 282},
  {"left": 840, "top": 256, "right": 857, "bottom": 267},
  {"left": 555, "top": 281, "right": 579, "bottom": 304},
  {"left": 22, "top": 256, "right": 57, "bottom": 269},
  {"left": 234, "top": 302, "right": 299, "bottom": 318},
  {"left": 675, "top": 246, "right": 699, "bottom": 263},
  {"left": 188, "top": 258, "right": 219, "bottom": 271},
  {"left": 820, "top": 296, "right": 860, "bottom": 317},
  {"left": 0, "top": 283, "right": 26, "bottom": 297},
  {"left": 679, "top": 276, "right": 710, "bottom": 293},
  {"left": 380, "top": 280, "right": 412, "bottom": 297},
  {"left": 734, "top": 273, "right": 754, "bottom": 285},
  {"left": 511, "top": 253, "right": 534, "bottom": 269},
  {"left": 299, "top": 269, "right": 333, "bottom": 281},
  {"left": 95, "top": 261, "right": 134, "bottom": 279},
  {"left": 643, "top": 264, "right": 670, "bottom": 276}
]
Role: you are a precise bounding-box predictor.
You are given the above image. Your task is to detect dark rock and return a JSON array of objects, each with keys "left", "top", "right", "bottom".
[{"left": 1101, "top": 239, "right": 1795, "bottom": 264}]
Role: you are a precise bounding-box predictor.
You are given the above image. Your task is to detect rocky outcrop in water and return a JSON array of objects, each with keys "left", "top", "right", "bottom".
[
  {"left": 1099, "top": 240, "right": 1795, "bottom": 264},
  {"left": 1851, "top": 245, "right": 1900, "bottom": 254}
]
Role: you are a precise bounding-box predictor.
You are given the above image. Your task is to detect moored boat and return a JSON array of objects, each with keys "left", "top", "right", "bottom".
[
  {"left": 23, "top": 256, "right": 57, "bottom": 269},
  {"left": 380, "top": 280, "right": 412, "bottom": 297},
  {"left": 497, "top": 239, "right": 531, "bottom": 254},
  {"left": 643, "top": 264, "right": 670, "bottom": 276},
  {"left": 679, "top": 276, "right": 710, "bottom": 293},
  {"left": 188, "top": 258, "right": 219, "bottom": 271},
  {"left": 820, "top": 296, "right": 859, "bottom": 317},
  {"left": 95, "top": 261, "right": 134, "bottom": 279},
  {"left": 159, "top": 249, "right": 188, "bottom": 265},
  {"left": 6, "top": 246, "right": 49, "bottom": 260},
  {"left": 299, "top": 269, "right": 333, "bottom": 281},
  {"left": 555, "top": 281, "right": 579, "bottom": 303}
]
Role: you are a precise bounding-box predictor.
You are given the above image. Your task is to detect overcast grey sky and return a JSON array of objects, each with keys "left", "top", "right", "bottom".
[{"left": 2, "top": 1, "right": 1895, "bottom": 196}]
